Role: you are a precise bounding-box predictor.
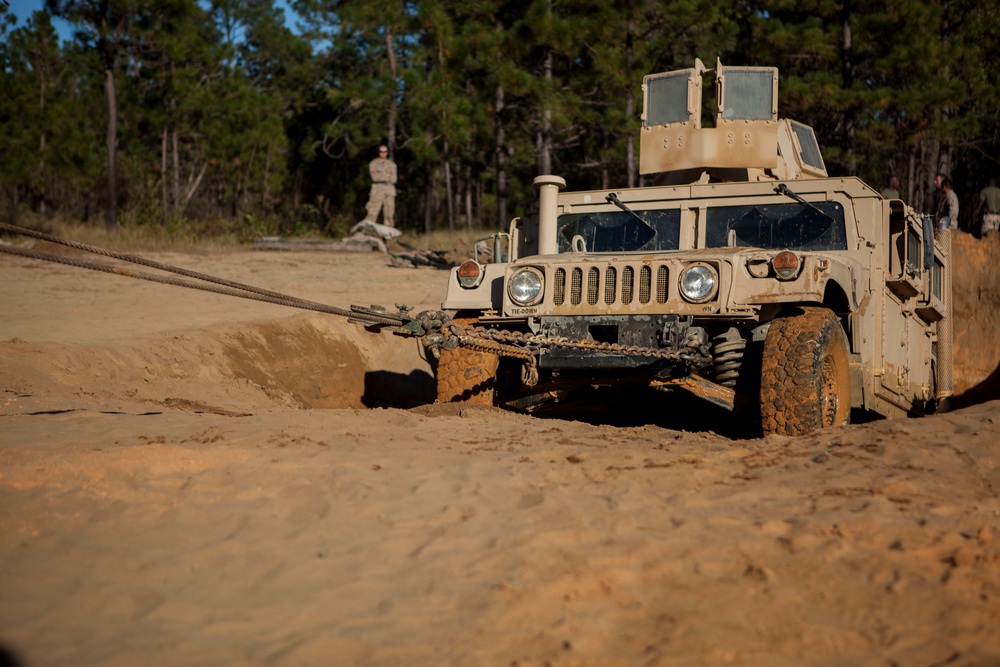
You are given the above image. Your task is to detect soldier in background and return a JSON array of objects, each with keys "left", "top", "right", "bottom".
[
  {"left": 880, "top": 175, "right": 900, "bottom": 199},
  {"left": 934, "top": 173, "right": 959, "bottom": 230},
  {"left": 972, "top": 176, "right": 1000, "bottom": 237},
  {"left": 363, "top": 145, "right": 397, "bottom": 227}
]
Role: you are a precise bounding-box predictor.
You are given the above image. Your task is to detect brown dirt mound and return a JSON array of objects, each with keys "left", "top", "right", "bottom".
[
  {"left": 950, "top": 232, "right": 1000, "bottom": 405},
  {"left": 0, "top": 315, "right": 436, "bottom": 414}
]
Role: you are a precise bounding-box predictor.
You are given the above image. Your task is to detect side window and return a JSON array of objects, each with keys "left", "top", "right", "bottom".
[{"left": 886, "top": 201, "right": 928, "bottom": 302}]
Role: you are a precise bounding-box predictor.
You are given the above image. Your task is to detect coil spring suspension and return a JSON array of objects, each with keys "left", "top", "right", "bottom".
[{"left": 712, "top": 335, "right": 746, "bottom": 387}]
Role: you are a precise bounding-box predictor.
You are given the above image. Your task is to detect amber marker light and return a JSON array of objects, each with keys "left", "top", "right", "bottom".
[
  {"left": 772, "top": 251, "right": 800, "bottom": 280},
  {"left": 457, "top": 260, "right": 484, "bottom": 288}
]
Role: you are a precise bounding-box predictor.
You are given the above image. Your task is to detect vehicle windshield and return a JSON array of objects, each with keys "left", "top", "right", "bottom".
[
  {"left": 705, "top": 201, "right": 847, "bottom": 250},
  {"left": 557, "top": 209, "right": 681, "bottom": 253}
]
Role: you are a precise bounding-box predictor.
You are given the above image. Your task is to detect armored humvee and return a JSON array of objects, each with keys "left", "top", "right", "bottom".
[{"left": 434, "top": 59, "right": 953, "bottom": 436}]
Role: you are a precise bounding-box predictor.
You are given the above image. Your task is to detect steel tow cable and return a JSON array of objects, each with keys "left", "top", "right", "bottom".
[{"left": 0, "top": 223, "right": 406, "bottom": 327}]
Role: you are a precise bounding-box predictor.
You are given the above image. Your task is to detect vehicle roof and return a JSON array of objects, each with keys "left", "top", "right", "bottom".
[{"left": 556, "top": 176, "right": 880, "bottom": 209}]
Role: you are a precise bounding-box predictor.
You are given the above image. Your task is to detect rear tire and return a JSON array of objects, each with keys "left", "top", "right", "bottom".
[
  {"left": 760, "top": 307, "right": 851, "bottom": 435},
  {"left": 435, "top": 319, "right": 499, "bottom": 404}
]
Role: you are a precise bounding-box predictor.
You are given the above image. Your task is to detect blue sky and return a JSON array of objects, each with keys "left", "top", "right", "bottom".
[
  {"left": 6, "top": 0, "right": 75, "bottom": 37},
  {"left": 4, "top": 0, "right": 302, "bottom": 40}
]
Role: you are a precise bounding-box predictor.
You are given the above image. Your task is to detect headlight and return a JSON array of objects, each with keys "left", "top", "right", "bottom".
[
  {"left": 456, "top": 260, "right": 484, "bottom": 288},
  {"left": 508, "top": 267, "right": 544, "bottom": 305},
  {"left": 679, "top": 263, "right": 718, "bottom": 303},
  {"left": 771, "top": 250, "right": 800, "bottom": 280}
]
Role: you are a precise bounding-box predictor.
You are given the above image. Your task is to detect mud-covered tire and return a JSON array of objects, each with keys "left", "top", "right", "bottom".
[
  {"left": 435, "top": 319, "right": 500, "bottom": 404},
  {"left": 760, "top": 307, "right": 851, "bottom": 435}
]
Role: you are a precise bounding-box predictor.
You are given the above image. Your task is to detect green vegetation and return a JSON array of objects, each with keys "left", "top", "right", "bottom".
[{"left": 1, "top": 0, "right": 998, "bottom": 238}]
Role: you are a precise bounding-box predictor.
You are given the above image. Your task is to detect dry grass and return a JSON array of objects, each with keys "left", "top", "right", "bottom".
[
  {"left": 4, "top": 212, "right": 245, "bottom": 253},
  {"left": 4, "top": 210, "right": 502, "bottom": 256}
]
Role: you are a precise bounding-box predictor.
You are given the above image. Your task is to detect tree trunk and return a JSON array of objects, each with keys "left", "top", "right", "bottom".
[
  {"left": 496, "top": 82, "right": 507, "bottom": 229},
  {"left": 601, "top": 132, "right": 610, "bottom": 190},
  {"left": 937, "top": 0, "right": 953, "bottom": 182},
  {"left": 161, "top": 125, "right": 168, "bottom": 225},
  {"left": 841, "top": 0, "right": 856, "bottom": 176},
  {"left": 182, "top": 163, "right": 207, "bottom": 212},
  {"left": 38, "top": 65, "right": 47, "bottom": 216},
  {"left": 464, "top": 161, "right": 473, "bottom": 231},
  {"left": 445, "top": 141, "right": 454, "bottom": 232},
  {"left": 171, "top": 128, "right": 180, "bottom": 216},
  {"left": 170, "top": 63, "right": 180, "bottom": 216},
  {"left": 907, "top": 145, "right": 917, "bottom": 208},
  {"left": 385, "top": 29, "right": 398, "bottom": 154},
  {"left": 477, "top": 179, "right": 484, "bottom": 230},
  {"left": 9, "top": 186, "right": 19, "bottom": 226},
  {"left": 104, "top": 65, "right": 118, "bottom": 231},
  {"left": 625, "top": 16, "right": 636, "bottom": 188},
  {"left": 424, "top": 164, "right": 433, "bottom": 234},
  {"left": 263, "top": 141, "right": 273, "bottom": 209}
]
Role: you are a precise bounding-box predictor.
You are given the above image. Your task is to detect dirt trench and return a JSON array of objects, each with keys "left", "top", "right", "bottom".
[{"left": 0, "top": 314, "right": 436, "bottom": 416}]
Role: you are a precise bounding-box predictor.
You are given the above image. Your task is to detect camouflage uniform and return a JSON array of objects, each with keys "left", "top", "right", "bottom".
[
  {"left": 934, "top": 173, "right": 959, "bottom": 231},
  {"left": 364, "top": 152, "right": 397, "bottom": 227},
  {"left": 939, "top": 190, "right": 959, "bottom": 230},
  {"left": 978, "top": 184, "right": 1000, "bottom": 235}
]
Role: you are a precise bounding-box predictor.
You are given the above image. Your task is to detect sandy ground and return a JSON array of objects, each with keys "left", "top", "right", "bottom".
[{"left": 1, "top": 233, "right": 999, "bottom": 667}]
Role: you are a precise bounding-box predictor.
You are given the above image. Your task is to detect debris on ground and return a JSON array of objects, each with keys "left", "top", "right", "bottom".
[
  {"left": 254, "top": 221, "right": 404, "bottom": 254},
  {"left": 388, "top": 244, "right": 454, "bottom": 269},
  {"left": 252, "top": 236, "right": 386, "bottom": 252},
  {"left": 350, "top": 220, "right": 402, "bottom": 240}
]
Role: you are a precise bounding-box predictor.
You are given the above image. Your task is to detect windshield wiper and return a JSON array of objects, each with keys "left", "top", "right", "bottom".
[
  {"left": 606, "top": 192, "right": 655, "bottom": 232},
  {"left": 774, "top": 183, "right": 835, "bottom": 222}
]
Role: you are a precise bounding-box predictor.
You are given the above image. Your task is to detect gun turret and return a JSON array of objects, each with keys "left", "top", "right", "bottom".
[{"left": 640, "top": 58, "right": 827, "bottom": 184}]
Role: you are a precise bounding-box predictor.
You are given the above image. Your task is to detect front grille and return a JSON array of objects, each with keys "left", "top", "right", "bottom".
[
  {"left": 587, "top": 267, "right": 600, "bottom": 304},
  {"left": 656, "top": 265, "right": 669, "bottom": 303},
  {"left": 639, "top": 266, "right": 651, "bottom": 304},
  {"left": 622, "top": 267, "right": 634, "bottom": 304},
  {"left": 549, "top": 261, "right": 670, "bottom": 312}
]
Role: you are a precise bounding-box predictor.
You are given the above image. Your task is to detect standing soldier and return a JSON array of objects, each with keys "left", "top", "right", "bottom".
[
  {"left": 934, "top": 173, "right": 959, "bottom": 230},
  {"left": 973, "top": 176, "right": 1000, "bottom": 237},
  {"left": 363, "top": 145, "right": 397, "bottom": 227},
  {"left": 880, "top": 175, "right": 900, "bottom": 199}
]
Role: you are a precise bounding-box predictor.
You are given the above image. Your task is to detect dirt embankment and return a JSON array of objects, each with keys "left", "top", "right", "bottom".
[
  {"left": 0, "top": 237, "right": 999, "bottom": 667},
  {"left": 951, "top": 232, "right": 1000, "bottom": 404}
]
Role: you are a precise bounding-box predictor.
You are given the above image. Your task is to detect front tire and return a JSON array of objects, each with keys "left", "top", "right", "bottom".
[
  {"left": 435, "top": 319, "right": 499, "bottom": 404},
  {"left": 760, "top": 307, "right": 851, "bottom": 435}
]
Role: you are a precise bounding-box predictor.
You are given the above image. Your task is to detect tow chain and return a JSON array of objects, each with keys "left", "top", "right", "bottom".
[
  {"left": 456, "top": 324, "right": 711, "bottom": 364},
  {"left": 395, "top": 312, "right": 711, "bottom": 387},
  {"left": 2, "top": 222, "right": 710, "bottom": 388},
  {"left": 445, "top": 322, "right": 711, "bottom": 387}
]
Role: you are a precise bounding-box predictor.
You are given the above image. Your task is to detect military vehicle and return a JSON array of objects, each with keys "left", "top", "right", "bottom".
[{"left": 433, "top": 59, "right": 953, "bottom": 436}]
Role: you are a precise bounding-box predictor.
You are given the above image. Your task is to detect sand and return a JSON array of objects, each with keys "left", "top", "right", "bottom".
[{"left": 1, "top": 234, "right": 999, "bottom": 666}]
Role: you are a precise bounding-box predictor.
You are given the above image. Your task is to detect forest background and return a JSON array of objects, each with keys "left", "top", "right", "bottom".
[{"left": 1, "top": 0, "right": 998, "bottom": 239}]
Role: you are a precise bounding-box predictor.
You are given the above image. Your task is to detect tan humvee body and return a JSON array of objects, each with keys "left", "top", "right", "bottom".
[{"left": 441, "top": 59, "right": 952, "bottom": 433}]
